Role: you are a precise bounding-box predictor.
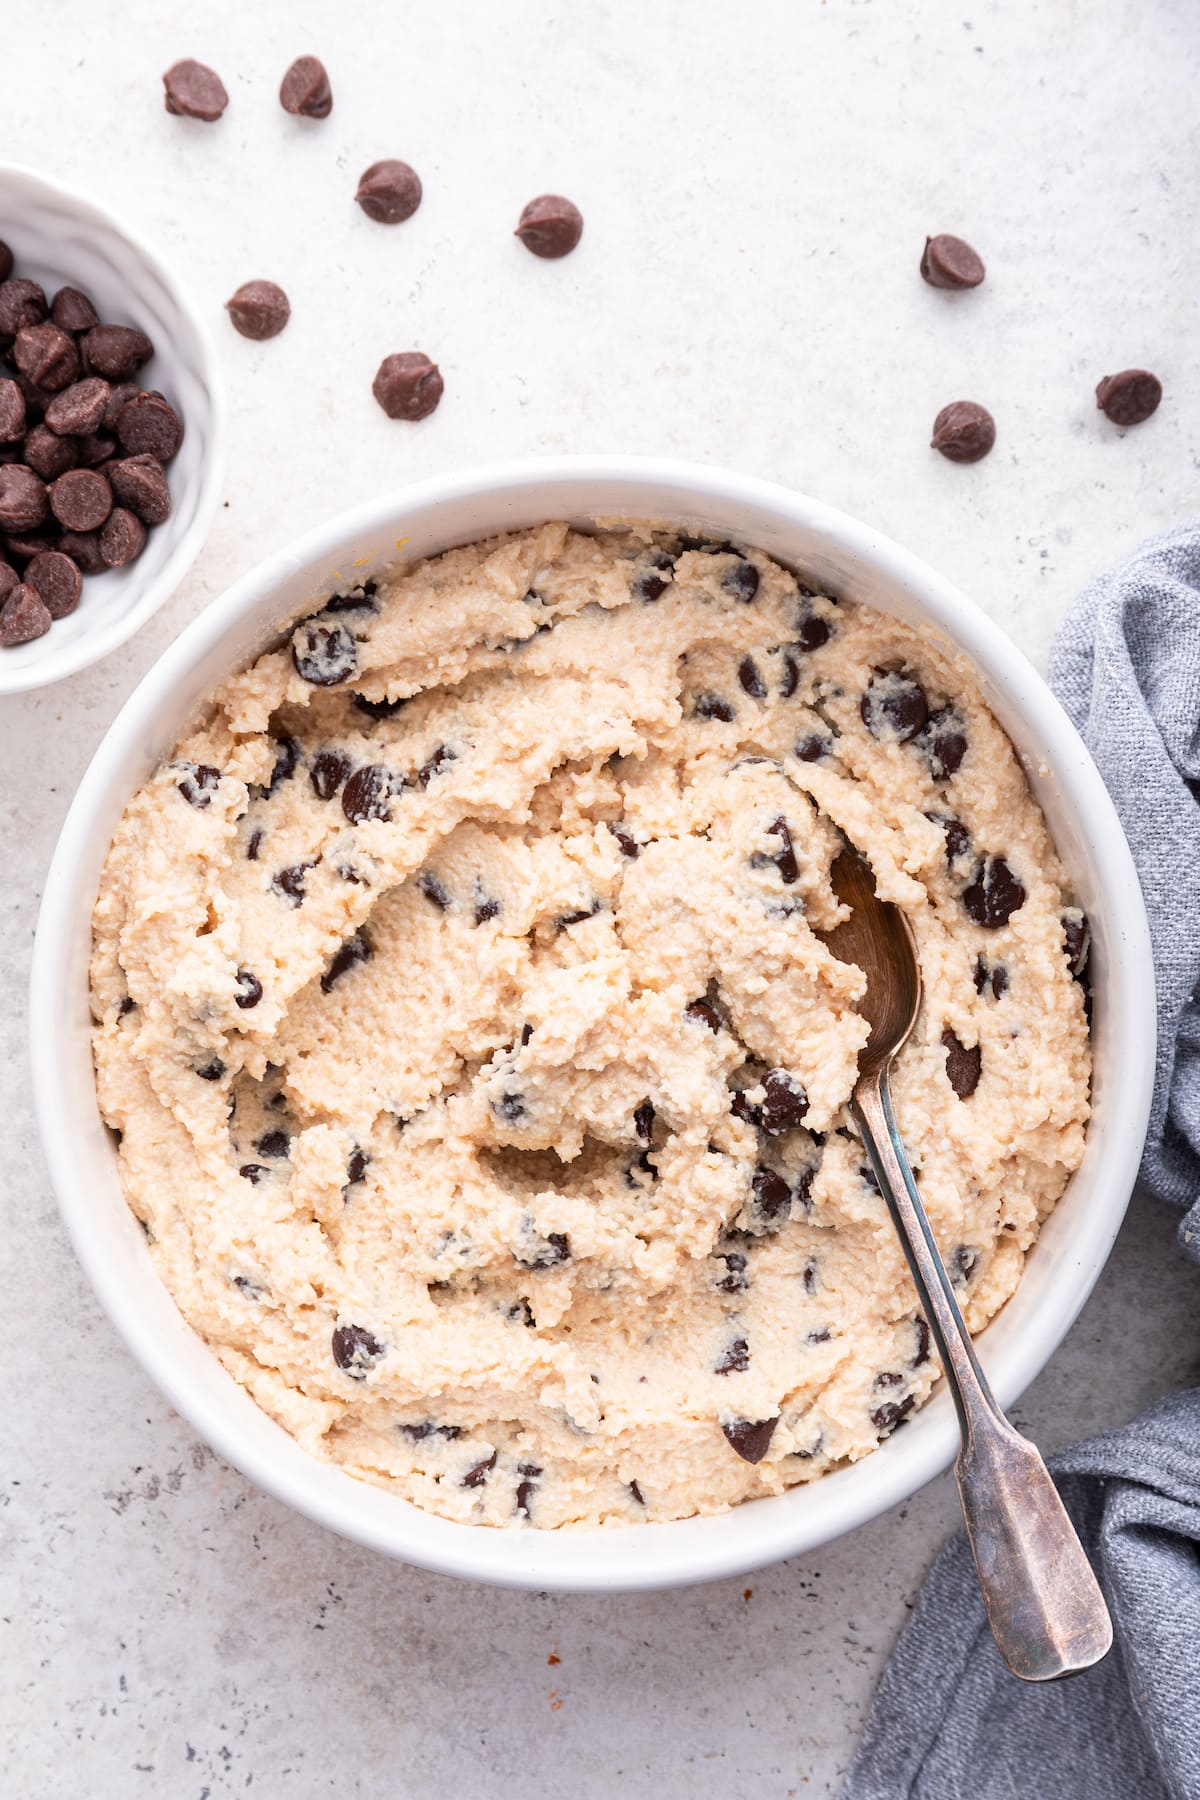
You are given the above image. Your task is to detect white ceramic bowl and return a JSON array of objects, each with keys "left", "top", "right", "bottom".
[
  {"left": 30, "top": 457, "right": 1155, "bottom": 1590},
  {"left": 0, "top": 163, "right": 224, "bottom": 693}
]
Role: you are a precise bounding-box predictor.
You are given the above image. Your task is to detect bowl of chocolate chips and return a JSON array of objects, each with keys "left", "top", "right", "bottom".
[{"left": 0, "top": 163, "right": 224, "bottom": 692}]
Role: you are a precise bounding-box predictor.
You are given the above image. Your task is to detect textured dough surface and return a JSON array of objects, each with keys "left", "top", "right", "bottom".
[{"left": 91, "top": 523, "right": 1091, "bottom": 1529}]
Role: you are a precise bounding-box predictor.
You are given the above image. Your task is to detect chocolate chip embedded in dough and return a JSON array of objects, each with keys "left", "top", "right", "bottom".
[
  {"left": 293, "top": 621, "right": 358, "bottom": 685},
  {"left": 331, "top": 1322, "right": 384, "bottom": 1378},
  {"left": 861, "top": 670, "right": 929, "bottom": 742},
  {"left": 795, "top": 733, "right": 830, "bottom": 763},
  {"left": 633, "top": 1100, "right": 655, "bottom": 1142},
  {"left": 715, "top": 1337, "right": 750, "bottom": 1375},
  {"left": 738, "top": 656, "right": 766, "bottom": 699},
  {"left": 234, "top": 969, "right": 262, "bottom": 1009},
  {"left": 175, "top": 762, "right": 220, "bottom": 807},
  {"left": 715, "top": 1251, "right": 748, "bottom": 1294},
  {"left": 310, "top": 748, "right": 353, "bottom": 800},
  {"left": 415, "top": 743, "right": 457, "bottom": 788},
  {"left": 912, "top": 1318, "right": 931, "bottom": 1366},
  {"left": 607, "top": 822, "right": 639, "bottom": 858},
  {"left": 765, "top": 814, "right": 799, "bottom": 884},
  {"left": 952, "top": 1246, "right": 978, "bottom": 1285},
  {"left": 920, "top": 704, "right": 968, "bottom": 779},
  {"left": 461, "top": 1450, "right": 498, "bottom": 1488},
  {"left": 962, "top": 855, "right": 1025, "bottom": 928},
  {"left": 320, "top": 928, "right": 373, "bottom": 992},
  {"left": 196, "top": 1057, "right": 225, "bottom": 1081},
  {"left": 871, "top": 1394, "right": 916, "bottom": 1433},
  {"left": 263, "top": 734, "right": 301, "bottom": 795},
  {"left": 417, "top": 871, "right": 451, "bottom": 910},
  {"left": 722, "top": 558, "right": 760, "bottom": 603},
  {"left": 346, "top": 1148, "right": 370, "bottom": 1186},
  {"left": 751, "top": 1166, "right": 791, "bottom": 1220},
  {"left": 686, "top": 998, "right": 721, "bottom": 1032},
  {"left": 721, "top": 1416, "right": 779, "bottom": 1464},
  {"left": 271, "top": 862, "right": 313, "bottom": 906},
  {"left": 759, "top": 1068, "right": 808, "bottom": 1134},
  {"left": 1063, "top": 913, "right": 1091, "bottom": 977},
  {"left": 693, "top": 691, "right": 735, "bottom": 723},
  {"left": 256, "top": 1130, "right": 290, "bottom": 1158},
  {"left": 342, "top": 763, "right": 402, "bottom": 824},
  {"left": 941, "top": 1027, "right": 982, "bottom": 1098}
]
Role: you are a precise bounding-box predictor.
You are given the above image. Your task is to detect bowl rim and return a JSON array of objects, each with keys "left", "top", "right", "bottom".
[
  {"left": 29, "top": 454, "right": 1157, "bottom": 1589},
  {"left": 0, "top": 159, "right": 227, "bottom": 695}
]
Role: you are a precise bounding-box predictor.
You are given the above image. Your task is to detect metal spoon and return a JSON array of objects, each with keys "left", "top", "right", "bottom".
[{"left": 819, "top": 844, "right": 1112, "bottom": 1682}]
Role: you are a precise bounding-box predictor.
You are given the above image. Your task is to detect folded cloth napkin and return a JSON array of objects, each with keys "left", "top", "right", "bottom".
[{"left": 841, "top": 524, "right": 1200, "bottom": 1800}]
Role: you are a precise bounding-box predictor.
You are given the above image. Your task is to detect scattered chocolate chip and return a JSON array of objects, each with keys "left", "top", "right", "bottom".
[
  {"left": 0, "top": 379, "right": 24, "bottom": 442},
  {"left": 342, "top": 762, "right": 401, "bottom": 824},
  {"left": 962, "top": 856, "right": 1025, "bottom": 928},
  {"left": 952, "top": 1246, "right": 978, "bottom": 1286},
  {"left": 0, "top": 583, "right": 51, "bottom": 645},
  {"left": 942, "top": 1028, "right": 982, "bottom": 1099},
  {"left": 765, "top": 815, "right": 799, "bottom": 884},
  {"left": 176, "top": 762, "right": 220, "bottom": 807},
  {"left": 56, "top": 527, "right": 104, "bottom": 573},
  {"left": 280, "top": 54, "right": 332, "bottom": 117},
  {"left": 372, "top": 351, "right": 443, "bottom": 421},
  {"left": 515, "top": 194, "right": 583, "bottom": 258},
  {"left": 20, "top": 423, "right": 75, "bottom": 481},
  {"left": 163, "top": 58, "right": 229, "bottom": 121},
  {"left": 0, "top": 279, "right": 46, "bottom": 345},
  {"left": 321, "top": 928, "right": 373, "bottom": 992},
  {"left": 108, "top": 454, "right": 171, "bottom": 525},
  {"left": 196, "top": 1057, "right": 225, "bottom": 1081},
  {"left": 461, "top": 1450, "right": 498, "bottom": 1488},
  {"left": 115, "top": 390, "right": 182, "bottom": 459},
  {"left": 331, "top": 1322, "right": 384, "bottom": 1378},
  {"left": 24, "top": 550, "right": 82, "bottom": 619},
  {"left": 1096, "top": 369, "right": 1161, "bottom": 428},
  {"left": 226, "top": 280, "right": 291, "bottom": 341},
  {"left": 715, "top": 1337, "right": 750, "bottom": 1375},
  {"left": 751, "top": 1166, "right": 791, "bottom": 1220},
  {"left": 43, "top": 377, "right": 109, "bottom": 438},
  {"left": 912, "top": 1318, "right": 931, "bottom": 1366},
  {"left": 920, "top": 705, "right": 968, "bottom": 779},
  {"left": 271, "top": 862, "right": 313, "bottom": 906},
  {"left": 861, "top": 670, "right": 929, "bottom": 742},
  {"left": 13, "top": 323, "right": 79, "bottom": 391},
  {"left": 721, "top": 1417, "right": 779, "bottom": 1464},
  {"left": 239, "top": 1163, "right": 268, "bottom": 1184},
  {"left": 81, "top": 323, "right": 154, "bottom": 382},
  {"left": 417, "top": 871, "right": 450, "bottom": 910},
  {"left": 234, "top": 969, "right": 262, "bottom": 1009},
  {"left": 738, "top": 656, "right": 766, "bottom": 699},
  {"left": 686, "top": 997, "right": 722, "bottom": 1032},
  {"left": 795, "top": 733, "right": 830, "bottom": 763},
  {"left": 293, "top": 621, "right": 358, "bottom": 685},
  {"left": 722, "top": 559, "right": 760, "bottom": 602},
  {"left": 872, "top": 1395, "right": 916, "bottom": 1433},
  {"left": 693, "top": 692, "right": 736, "bottom": 723},
  {"left": 920, "top": 233, "right": 986, "bottom": 290},
  {"left": 356, "top": 160, "right": 422, "bottom": 223},
  {"left": 760, "top": 1069, "right": 809, "bottom": 1134},
  {"left": 0, "top": 466, "right": 48, "bottom": 533},
  {"left": 931, "top": 401, "right": 995, "bottom": 463},
  {"left": 715, "top": 1251, "right": 748, "bottom": 1294},
  {"left": 49, "top": 468, "right": 112, "bottom": 532},
  {"left": 99, "top": 506, "right": 146, "bottom": 567},
  {"left": 607, "top": 822, "right": 639, "bottom": 858}
]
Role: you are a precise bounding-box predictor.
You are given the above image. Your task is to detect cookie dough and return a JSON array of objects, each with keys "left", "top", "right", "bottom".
[{"left": 91, "top": 523, "right": 1091, "bottom": 1529}]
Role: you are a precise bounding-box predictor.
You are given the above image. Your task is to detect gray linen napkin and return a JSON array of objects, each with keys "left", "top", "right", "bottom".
[{"left": 841, "top": 524, "right": 1200, "bottom": 1800}]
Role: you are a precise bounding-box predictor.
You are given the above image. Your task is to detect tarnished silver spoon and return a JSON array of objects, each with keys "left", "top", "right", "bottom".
[{"left": 820, "top": 844, "right": 1112, "bottom": 1682}]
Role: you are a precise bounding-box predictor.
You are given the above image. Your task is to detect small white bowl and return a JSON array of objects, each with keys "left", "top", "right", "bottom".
[
  {"left": 0, "top": 163, "right": 224, "bottom": 694},
  {"left": 30, "top": 457, "right": 1155, "bottom": 1590}
]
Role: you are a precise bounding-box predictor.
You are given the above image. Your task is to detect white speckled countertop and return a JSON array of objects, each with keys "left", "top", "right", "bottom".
[{"left": 4, "top": 2, "right": 1200, "bottom": 1793}]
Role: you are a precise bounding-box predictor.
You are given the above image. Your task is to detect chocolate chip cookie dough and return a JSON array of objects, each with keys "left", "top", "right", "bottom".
[{"left": 91, "top": 523, "right": 1091, "bottom": 1528}]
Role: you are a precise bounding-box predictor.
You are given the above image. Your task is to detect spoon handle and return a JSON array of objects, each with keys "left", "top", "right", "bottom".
[{"left": 854, "top": 1068, "right": 1113, "bottom": 1682}]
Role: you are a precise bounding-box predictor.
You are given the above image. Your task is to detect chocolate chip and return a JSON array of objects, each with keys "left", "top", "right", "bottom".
[
  {"left": 417, "top": 871, "right": 451, "bottom": 910},
  {"left": 807, "top": 1327, "right": 832, "bottom": 1345},
  {"left": 515, "top": 194, "right": 583, "bottom": 258},
  {"left": 721, "top": 1417, "right": 778, "bottom": 1464},
  {"left": 331, "top": 1323, "right": 384, "bottom": 1378},
  {"left": 0, "top": 466, "right": 48, "bottom": 533},
  {"left": 176, "top": 762, "right": 220, "bottom": 807},
  {"left": 13, "top": 323, "right": 79, "bottom": 391},
  {"left": 271, "top": 862, "right": 313, "bottom": 906},
  {"left": 686, "top": 998, "right": 721, "bottom": 1032},
  {"left": 720, "top": 559, "right": 760, "bottom": 604},
  {"left": 474, "top": 896, "right": 501, "bottom": 925},
  {"left": 234, "top": 969, "right": 262, "bottom": 1009},
  {"left": 1096, "top": 369, "right": 1161, "bottom": 428},
  {"left": 920, "top": 234, "right": 985, "bottom": 290},
  {"left": 352, "top": 691, "right": 406, "bottom": 720},
  {"left": 108, "top": 454, "right": 171, "bottom": 525},
  {"left": 760, "top": 1069, "right": 808, "bottom": 1134},
  {"left": 342, "top": 763, "right": 401, "bottom": 824},
  {"left": 76, "top": 429, "right": 117, "bottom": 468},
  {"left": 321, "top": 928, "right": 373, "bottom": 992},
  {"left": 346, "top": 1148, "right": 369, "bottom": 1187},
  {"left": 494, "top": 1089, "right": 526, "bottom": 1124},
  {"left": 0, "top": 583, "right": 51, "bottom": 646},
  {"left": 49, "top": 468, "right": 112, "bottom": 532},
  {"left": 3, "top": 527, "right": 55, "bottom": 564},
  {"left": 101, "top": 382, "right": 141, "bottom": 431},
  {"left": 24, "top": 550, "right": 81, "bottom": 619},
  {"left": 557, "top": 899, "right": 601, "bottom": 930},
  {"left": 0, "top": 279, "right": 46, "bottom": 345},
  {"left": 0, "top": 379, "right": 24, "bottom": 443},
  {"left": 515, "top": 1465, "right": 542, "bottom": 1516},
  {"left": 43, "top": 377, "right": 108, "bottom": 438},
  {"left": 634, "top": 1099, "right": 655, "bottom": 1142},
  {"left": 79, "top": 324, "right": 154, "bottom": 383},
  {"left": 356, "top": 160, "right": 422, "bottom": 223},
  {"left": 19, "top": 423, "right": 73, "bottom": 482},
  {"left": 607, "top": 822, "right": 639, "bottom": 858},
  {"left": 765, "top": 815, "right": 799, "bottom": 884},
  {"left": 399, "top": 1420, "right": 461, "bottom": 1442},
  {"left": 795, "top": 733, "right": 830, "bottom": 763},
  {"left": 115, "top": 390, "right": 182, "bottom": 459},
  {"left": 461, "top": 1450, "right": 498, "bottom": 1488},
  {"left": 415, "top": 743, "right": 457, "bottom": 788},
  {"left": 693, "top": 692, "right": 735, "bottom": 722},
  {"left": 280, "top": 54, "right": 332, "bottom": 117},
  {"left": 226, "top": 280, "right": 291, "bottom": 341},
  {"left": 245, "top": 828, "right": 263, "bottom": 862},
  {"left": 372, "top": 352, "right": 443, "bottom": 421},
  {"left": 0, "top": 243, "right": 12, "bottom": 283},
  {"left": 1063, "top": 914, "right": 1090, "bottom": 977},
  {"left": 632, "top": 554, "right": 674, "bottom": 603},
  {"left": 50, "top": 285, "right": 99, "bottom": 333},
  {"left": 196, "top": 1057, "right": 225, "bottom": 1081},
  {"left": 920, "top": 705, "right": 968, "bottom": 779},
  {"left": 973, "top": 955, "right": 1009, "bottom": 999},
  {"left": 99, "top": 506, "right": 146, "bottom": 567},
  {"left": 262, "top": 734, "right": 301, "bottom": 794},
  {"left": 163, "top": 59, "right": 229, "bottom": 120},
  {"left": 952, "top": 1246, "right": 978, "bottom": 1285},
  {"left": 293, "top": 621, "right": 358, "bottom": 685},
  {"left": 309, "top": 749, "right": 351, "bottom": 800},
  {"left": 871, "top": 1395, "right": 915, "bottom": 1433},
  {"left": 715, "top": 1337, "right": 750, "bottom": 1375},
  {"left": 794, "top": 611, "right": 833, "bottom": 655},
  {"left": 519, "top": 1228, "right": 570, "bottom": 1271},
  {"left": 751, "top": 1166, "right": 791, "bottom": 1220},
  {"left": 629, "top": 1479, "right": 646, "bottom": 1506},
  {"left": 942, "top": 1028, "right": 982, "bottom": 1099},
  {"left": 926, "top": 811, "right": 972, "bottom": 864},
  {"left": 56, "top": 527, "right": 104, "bottom": 573},
  {"left": 912, "top": 1318, "right": 931, "bottom": 1366},
  {"left": 715, "top": 1251, "right": 748, "bottom": 1294},
  {"left": 254, "top": 1130, "right": 289, "bottom": 1159},
  {"left": 239, "top": 1164, "right": 268, "bottom": 1184},
  {"left": 962, "top": 856, "right": 1025, "bottom": 928},
  {"left": 861, "top": 670, "right": 929, "bottom": 742},
  {"left": 731, "top": 1090, "right": 760, "bottom": 1128},
  {"left": 737, "top": 657, "right": 766, "bottom": 699},
  {"left": 931, "top": 401, "right": 995, "bottom": 463},
  {"left": 0, "top": 562, "right": 16, "bottom": 605}
]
